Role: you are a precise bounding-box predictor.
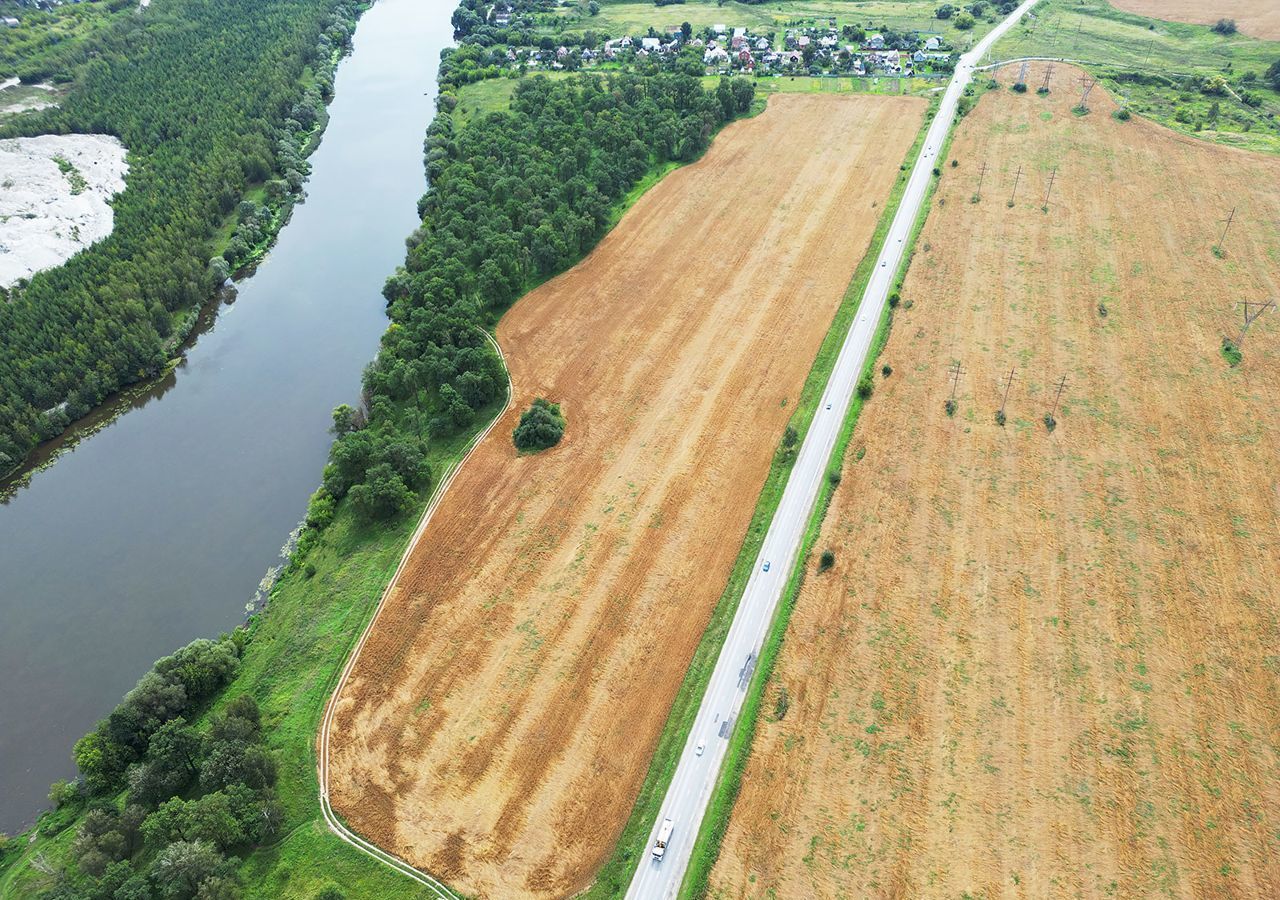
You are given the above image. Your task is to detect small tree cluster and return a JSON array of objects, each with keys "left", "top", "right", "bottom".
[{"left": 513, "top": 398, "right": 566, "bottom": 452}]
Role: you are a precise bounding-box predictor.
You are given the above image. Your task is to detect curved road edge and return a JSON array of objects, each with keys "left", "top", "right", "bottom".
[{"left": 316, "top": 329, "right": 512, "bottom": 900}]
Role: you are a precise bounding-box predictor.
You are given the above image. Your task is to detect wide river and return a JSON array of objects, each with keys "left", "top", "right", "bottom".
[{"left": 0, "top": 0, "right": 453, "bottom": 830}]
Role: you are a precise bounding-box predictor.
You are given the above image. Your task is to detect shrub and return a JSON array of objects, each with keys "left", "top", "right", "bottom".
[
  {"left": 513, "top": 398, "right": 566, "bottom": 452},
  {"left": 1043, "top": 413, "right": 1057, "bottom": 432},
  {"left": 827, "top": 469, "right": 841, "bottom": 486},
  {"left": 1211, "top": 18, "right": 1236, "bottom": 35},
  {"left": 818, "top": 549, "right": 835, "bottom": 572},
  {"left": 1221, "top": 337, "right": 1243, "bottom": 367},
  {"left": 856, "top": 374, "right": 874, "bottom": 399},
  {"left": 773, "top": 686, "right": 790, "bottom": 720},
  {"left": 882, "top": 364, "right": 893, "bottom": 378},
  {"left": 995, "top": 409, "right": 1006, "bottom": 426},
  {"left": 888, "top": 291, "right": 900, "bottom": 309},
  {"left": 1113, "top": 107, "right": 1131, "bottom": 121},
  {"left": 945, "top": 398, "right": 957, "bottom": 416},
  {"left": 954, "top": 11, "right": 975, "bottom": 30},
  {"left": 1013, "top": 81, "right": 1027, "bottom": 93}
]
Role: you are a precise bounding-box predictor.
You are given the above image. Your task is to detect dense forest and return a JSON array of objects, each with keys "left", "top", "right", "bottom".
[{"left": 0, "top": 0, "right": 362, "bottom": 478}]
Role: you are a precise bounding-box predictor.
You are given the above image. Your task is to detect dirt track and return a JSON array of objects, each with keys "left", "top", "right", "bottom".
[
  {"left": 1110, "top": 0, "right": 1280, "bottom": 40},
  {"left": 711, "top": 65, "right": 1280, "bottom": 899},
  {"left": 326, "top": 92, "right": 924, "bottom": 899}
]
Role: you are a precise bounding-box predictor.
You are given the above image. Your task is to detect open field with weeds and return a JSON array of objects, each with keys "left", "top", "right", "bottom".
[
  {"left": 325, "top": 92, "right": 924, "bottom": 900},
  {"left": 1111, "top": 0, "right": 1280, "bottom": 42},
  {"left": 709, "top": 63, "right": 1280, "bottom": 898},
  {"left": 995, "top": 0, "right": 1280, "bottom": 154}
]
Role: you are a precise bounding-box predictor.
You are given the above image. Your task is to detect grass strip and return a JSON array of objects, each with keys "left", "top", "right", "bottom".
[
  {"left": 675, "top": 88, "right": 960, "bottom": 899},
  {"left": 581, "top": 93, "right": 937, "bottom": 899}
]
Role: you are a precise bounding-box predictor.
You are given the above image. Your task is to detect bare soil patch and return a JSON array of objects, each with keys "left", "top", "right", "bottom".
[
  {"left": 326, "top": 92, "right": 925, "bottom": 899},
  {"left": 711, "top": 65, "right": 1280, "bottom": 899},
  {"left": 1110, "top": 0, "right": 1280, "bottom": 40}
]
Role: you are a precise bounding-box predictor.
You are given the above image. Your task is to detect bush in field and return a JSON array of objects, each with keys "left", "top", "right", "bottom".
[
  {"left": 1211, "top": 18, "right": 1236, "bottom": 35},
  {"left": 513, "top": 398, "right": 566, "bottom": 452},
  {"left": 857, "top": 374, "right": 874, "bottom": 399},
  {"left": 819, "top": 549, "right": 835, "bottom": 572}
]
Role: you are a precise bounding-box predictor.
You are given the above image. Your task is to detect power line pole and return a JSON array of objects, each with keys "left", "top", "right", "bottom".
[
  {"left": 1016, "top": 60, "right": 1029, "bottom": 89},
  {"left": 1042, "top": 166, "right": 1057, "bottom": 212},
  {"left": 995, "top": 367, "right": 1016, "bottom": 425},
  {"left": 1039, "top": 63, "right": 1054, "bottom": 93},
  {"left": 975, "top": 159, "right": 988, "bottom": 202},
  {"left": 1237, "top": 298, "right": 1275, "bottom": 345},
  {"left": 1077, "top": 74, "right": 1096, "bottom": 112},
  {"left": 1215, "top": 206, "right": 1236, "bottom": 256},
  {"left": 948, "top": 360, "right": 966, "bottom": 399},
  {"left": 1008, "top": 164, "right": 1023, "bottom": 208},
  {"left": 944, "top": 360, "right": 965, "bottom": 416},
  {"left": 1049, "top": 375, "right": 1068, "bottom": 417}
]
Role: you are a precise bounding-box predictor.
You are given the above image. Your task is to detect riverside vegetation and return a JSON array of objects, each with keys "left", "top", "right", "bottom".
[
  {"left": 0, "top": 0, "right": 366, "bottom": 480},
  {"left": 0, "top": 11, "right": 757, "bottom": 899}
]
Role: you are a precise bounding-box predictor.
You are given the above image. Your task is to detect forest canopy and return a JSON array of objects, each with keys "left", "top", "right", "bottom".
[{"left": 0, "top": 0, "right": 362, "bottom": 477}]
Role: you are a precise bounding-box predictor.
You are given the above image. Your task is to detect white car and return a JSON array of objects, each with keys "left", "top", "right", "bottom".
[{"left": 695, "top": 739, "right": 706, "bottom": 756}]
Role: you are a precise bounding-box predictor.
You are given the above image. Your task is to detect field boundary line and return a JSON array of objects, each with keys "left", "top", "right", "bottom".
[{"left": 316, "top": 329, "right": 511, "bottom": 900}]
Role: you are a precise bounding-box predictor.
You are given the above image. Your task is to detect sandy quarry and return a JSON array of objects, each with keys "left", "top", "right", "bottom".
[
  {"left": 326, "top": 92, "right": 925, "bottom": 899},
  {"left": 1110, "top": 0, "right": 1280, "bottom": 40},
  {"left": 711, "top": 65, "right": 1280, "bottom": 899},
  {"left": 0, "top": 133, "right": 127, "bottom": 287}
]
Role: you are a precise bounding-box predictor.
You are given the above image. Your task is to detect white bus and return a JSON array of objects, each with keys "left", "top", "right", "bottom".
[{"left": 652, "top": 817, "right": 674, "bottom": 860}]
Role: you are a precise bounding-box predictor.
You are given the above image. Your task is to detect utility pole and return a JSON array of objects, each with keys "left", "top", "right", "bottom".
[
  {"left": 948, "top": 361, "right": 966, "bottom": 398},
  {"left": 1009, "top": 164, "right": 1023, "bottom": 208},
  {"left": 1049, "top": 378, "right": 1070, "bottom": 422},
  {"left": 945, "top": 360, "right": 965, "bottom": 416},
  {"left": 996, "top": 367, "right": 1016, "bottom": 425},
  {"left": 1215, "top": 206, "right": 1236, "bottom": 256},
  {"left": 975, "top": 160, "right": 988, "bottom": 202},
  {"left": 1039, "top": 63, "right": 1054, "bottom": 93},
  {"left": 1237, "top": 298, "right": 1275, "bottom": 345},
  {"left": 1077, "top": 75, "right": 1096, "bottom": 112},
  {"left": 1042, "top": 166, "right": 1057, "bottom": 212},
  {"left": 1016, "top": 60, "right": 1029, "bottom": 90}
]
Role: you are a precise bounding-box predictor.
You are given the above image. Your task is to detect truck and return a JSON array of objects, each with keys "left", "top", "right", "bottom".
[{"left": 652, "top": 817, "right": 674, "bottom": 860}]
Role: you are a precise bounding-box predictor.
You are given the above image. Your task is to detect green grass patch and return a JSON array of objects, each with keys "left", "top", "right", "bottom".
[
  {"left": 993, "top": 0, "right": 1280, "bottom": 154},
  {"left": 580, "top": 96, "right": 935, "bottom": 899},
  {"left": 451, "top": 76, "right": 521, "bottom": 125}
]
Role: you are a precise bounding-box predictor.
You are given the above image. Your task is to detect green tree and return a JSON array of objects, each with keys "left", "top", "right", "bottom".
[
  {"left": 513, "top": 398, "right": 566, "bottom": 452},
  {"left": 151, "top": 841, "right": 229, "bottom": 900}
]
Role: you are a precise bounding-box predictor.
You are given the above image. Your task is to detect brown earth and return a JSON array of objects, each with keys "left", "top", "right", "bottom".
[
  {"left": 325, "top": 92, "right": 925, "bottom": 899},
  {"left": 711, "top": 64, "right": 1280, "bottom": 899},
  {"left": 1110, "top": 0, "right": 1280, "bottom": 40}
]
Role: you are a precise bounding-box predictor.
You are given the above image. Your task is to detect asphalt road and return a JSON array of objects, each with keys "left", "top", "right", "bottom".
[{"left": 625, "top": 3, "right": 1039, "bottom": 896}]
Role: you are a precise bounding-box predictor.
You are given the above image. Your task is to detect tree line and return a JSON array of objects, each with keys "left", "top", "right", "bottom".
[
  {"left": 33, "top": 636, "right": 283, "bottom": 900},
  {"left": 0, "top": 0, "right": 363, "bottom": 479},
  {"left": 312, "top": 71, "right": 753, "bottom": 522}
]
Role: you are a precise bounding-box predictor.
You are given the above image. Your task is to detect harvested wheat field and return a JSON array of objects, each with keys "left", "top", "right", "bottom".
[
  {"left": 325, "top": 92, "right": 925, "bottom": 899},
  {"left": 711, "top": 65, "right": 1280, "bottom": 899},
  {"left": 1110, "top": 0, "right": 1280, "bottom": 40}
]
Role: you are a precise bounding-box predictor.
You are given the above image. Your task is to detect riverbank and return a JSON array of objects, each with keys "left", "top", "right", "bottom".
[{"left": 0, "top": 0, "right": 449, "bottom": 836}]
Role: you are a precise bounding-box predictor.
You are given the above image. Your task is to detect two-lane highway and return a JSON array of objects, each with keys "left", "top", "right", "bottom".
[{"left": 626, "top": 3, "right": 1039, "bottom": 896}]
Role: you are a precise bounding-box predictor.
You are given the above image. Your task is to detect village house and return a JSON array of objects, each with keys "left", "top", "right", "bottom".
[{"left": 867, "top": 33, "right": 885, "bottom": 49}]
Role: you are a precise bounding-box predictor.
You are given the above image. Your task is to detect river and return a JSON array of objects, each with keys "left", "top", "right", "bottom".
[{"left": 0, "top": 0, "right": 453, "bottom": 831}]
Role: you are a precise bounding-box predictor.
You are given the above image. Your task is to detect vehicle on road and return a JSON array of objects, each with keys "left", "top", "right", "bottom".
[
  {"left": 695, "top": 739, "right": 706, "bottom": 756},
  {"left": 762, "top": 560, "right": 771, "bottom": 572},
  {"left": 826, "top": 402, "right": 832, "bottom": 410},
  {"left": 652, "top": 818, "right": 674, "bottom": 860}
]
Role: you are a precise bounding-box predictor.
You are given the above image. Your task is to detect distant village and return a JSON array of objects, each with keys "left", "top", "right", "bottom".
[{"left": 490, "top": 8, "right": 959, "bottom": 79}]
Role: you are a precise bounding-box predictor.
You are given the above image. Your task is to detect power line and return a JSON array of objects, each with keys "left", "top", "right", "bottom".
[
  {"left": 1008, "top": 164, "right": 1023, "bottom": 208},
  {"left": 1042, "top": 166, "right": 1057, "bottom": 212}
]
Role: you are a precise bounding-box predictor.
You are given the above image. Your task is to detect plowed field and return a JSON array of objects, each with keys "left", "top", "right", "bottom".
[
  {"left": 1110, "top": 0, "right": 1280, "bottom": 40},
  {"left": 711, "top": 65, "right": 1280, "bottom": 899},
  {"left": 326, "top": 92, "right": 924, "bottom": 899}
]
